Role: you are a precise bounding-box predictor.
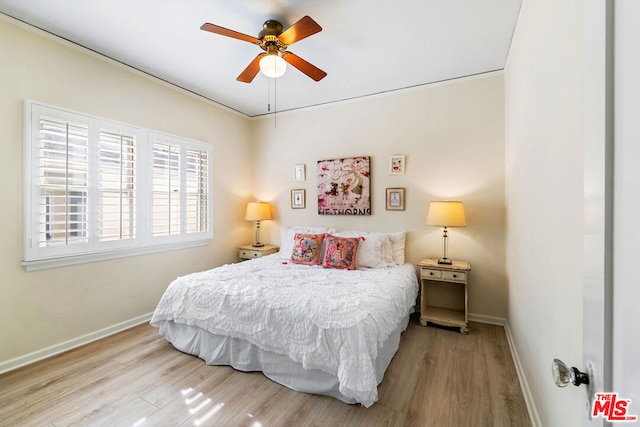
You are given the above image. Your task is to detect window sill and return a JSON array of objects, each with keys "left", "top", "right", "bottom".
[{"left": 22, "top": 239, "right": 211, "bottom": 272}]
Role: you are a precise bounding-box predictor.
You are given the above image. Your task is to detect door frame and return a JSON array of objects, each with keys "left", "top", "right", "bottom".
[{"left": 582, "top": 0, "right": 614, "bottom": 425}]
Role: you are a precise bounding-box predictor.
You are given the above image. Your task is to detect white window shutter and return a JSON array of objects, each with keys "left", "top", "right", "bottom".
[{"left": 24, "top": 100, "right": 213, "bottom": 270}]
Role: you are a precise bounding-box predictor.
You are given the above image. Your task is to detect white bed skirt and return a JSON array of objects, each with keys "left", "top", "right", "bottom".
[{"left": 156, "top": 313, "right": 410, "bottom": 405}]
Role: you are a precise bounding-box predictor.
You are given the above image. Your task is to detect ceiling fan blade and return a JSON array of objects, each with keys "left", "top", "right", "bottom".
[
  {"left": 278, "top": 16, "right": 322, "bottom": 45},
  {"left": 237, "top": 53, "right": 267, "bottom": 83},
  {"left": 200, "top": 23, "right": 261, "bottom": 45},
  {"left": 282, "top": 52, "right": 327, "bottom": 81}
]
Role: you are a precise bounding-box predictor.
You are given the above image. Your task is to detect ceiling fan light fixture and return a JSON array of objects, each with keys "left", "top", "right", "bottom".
[
  {"left": 201, "top": 16, "right": 325, "bottom": 83},
  {"left": 259, "top": 54, "right": 287, "bottom": 78}
]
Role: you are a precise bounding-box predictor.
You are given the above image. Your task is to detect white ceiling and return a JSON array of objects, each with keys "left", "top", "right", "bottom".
[{"left": 0, "top": 0, "right": 522, "bottom": 117}]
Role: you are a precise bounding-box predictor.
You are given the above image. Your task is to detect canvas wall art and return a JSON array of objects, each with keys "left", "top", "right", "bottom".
[{"left": 317, "top": 156, "right": 371, "bottom": 215}]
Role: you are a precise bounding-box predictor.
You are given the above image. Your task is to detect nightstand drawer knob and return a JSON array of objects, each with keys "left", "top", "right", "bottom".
[{"left": 421, "top": 269, "right": 443, "bottom": 279}]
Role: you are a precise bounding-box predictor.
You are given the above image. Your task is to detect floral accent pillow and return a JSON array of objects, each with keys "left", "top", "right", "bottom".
[
  {"left": 279, "top": 226, "right": 335, "bottom": 259},
  {"left": 290, "top": 233, "right": 326, "bottom": 265},
  {"left": 321, "top": 235, "right": 361, "bottom": 270}
]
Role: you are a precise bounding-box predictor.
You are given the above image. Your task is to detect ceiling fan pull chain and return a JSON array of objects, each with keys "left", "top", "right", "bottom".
[{"left": 267, "top": 76, "right": 271, "bottom": 112}]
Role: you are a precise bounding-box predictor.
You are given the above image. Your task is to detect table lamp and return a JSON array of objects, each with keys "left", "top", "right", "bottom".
[
  {"left": 426, "top": 201, "right": 466, "bottom": 264},
  {"left": 245, "top": 202, "right": 272, "bottom": 247}
]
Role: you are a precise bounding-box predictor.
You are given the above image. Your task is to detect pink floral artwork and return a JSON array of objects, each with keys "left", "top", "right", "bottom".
[{"left": 317, "top": 156, "right": 371, "bottom": 215}]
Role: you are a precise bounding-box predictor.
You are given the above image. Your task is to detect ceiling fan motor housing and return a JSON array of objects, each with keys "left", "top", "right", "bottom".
[{"left": 258, "top": 20, "right": 283, "bottom": 39}]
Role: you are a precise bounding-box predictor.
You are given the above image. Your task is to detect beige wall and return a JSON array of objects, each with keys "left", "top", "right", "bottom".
[
  {"left": 0, "top": 17, "right": 253, "bottom": 365},
  {"left": 252, "top": 74, "right": 507, "bottom": 320}
]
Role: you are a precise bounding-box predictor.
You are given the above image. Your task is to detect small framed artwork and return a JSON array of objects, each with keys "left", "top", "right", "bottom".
[
  {"left": 389, "top": 155, "right": 406, "bottom": 175},
  {"left": 386, "top": 188, "right": 405, "bottom": 211},
  {"left": 291, "top": 189, "right": 306, "bottom": 209},
  {"left": 293, "top": 164, "right": 306, "bottom": 181}
]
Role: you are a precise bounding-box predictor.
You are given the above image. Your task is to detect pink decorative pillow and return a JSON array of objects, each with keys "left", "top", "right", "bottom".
[
  {"left": 322, "top": 235, "right": 361, "bottom": 270},
  {"left": 290, "top": 233, "right": 325, "bottom": 265}
]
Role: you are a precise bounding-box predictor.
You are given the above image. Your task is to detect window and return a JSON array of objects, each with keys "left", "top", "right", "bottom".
[{"left": 24, "top": 101, "right": 213, "bottom": 270}]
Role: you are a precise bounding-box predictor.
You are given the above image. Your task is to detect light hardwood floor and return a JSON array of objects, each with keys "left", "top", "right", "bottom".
[{"left": 0, "top": 317, "right": 531, "bottom": 427}]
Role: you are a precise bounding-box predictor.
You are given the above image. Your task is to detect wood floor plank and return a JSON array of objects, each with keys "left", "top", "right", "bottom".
[
  {"left": 0, "top": 359, "right": 127, "bottom": 426},
  {"left": 403, "top": 326, "right": 457, "bottom": 426},
  {"left": 270, "top": 392, "right": 335, "bottom": 426},
  {"left": 377, "top": 320, "right": 432, "bottom": 413},
  {"left": 45, "top": 366, "right": 152, "bottom": 425},
  {"left": 219, "top": 377, "right": 308, "bottom": 426},
  {"left": 0, "top": 327, "right": 144, "bottom": 403},
  {"left": 449, "top": 323, "right": 494, "bottom": 427},
  {"left": 0, "top": 319, "right": 532, "bottom": 426},
  {"left": 138, "top": 351, "right": 227, "bottom": 408},
  {"left": 189, "top": 371, "right": 283, "bottom": 425},
  {"left": 52, "top": 395, "right": 159, "bottom": 427},
  {"left": 132, "top": 367, "right": 238, "bottom": 427},
  {"left": 482, "top": 324, "right": 531, "bottom": 426},
  {"left": 336, "top": 402, "right": 406, "bottom": 427},
  {"left": 21, "top": 339, "right": 188, "bottom": 425},
  {"left": 249, "top": 388, "right": 313, "bottom": 426}
]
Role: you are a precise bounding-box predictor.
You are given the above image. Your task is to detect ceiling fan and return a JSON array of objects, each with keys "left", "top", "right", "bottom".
[{"left": 200, "top": 16, "right": 327, "bottom": 83}]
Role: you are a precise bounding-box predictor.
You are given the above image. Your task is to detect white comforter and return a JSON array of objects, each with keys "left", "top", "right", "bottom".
[{"left": 150, "top": 255, "right": 418, "bottom": 407}]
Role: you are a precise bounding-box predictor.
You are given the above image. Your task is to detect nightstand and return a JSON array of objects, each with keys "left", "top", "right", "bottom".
[
  {"left": 417, "top": 258, "right": 471, "bottom": 334},
  {"left": 238, "top": 244, "right": 279, "bottom": 261}
]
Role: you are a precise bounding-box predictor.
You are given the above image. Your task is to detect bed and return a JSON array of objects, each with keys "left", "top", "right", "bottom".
[{"left": 150, "top": 227, "right": 419, "bottom": 407}]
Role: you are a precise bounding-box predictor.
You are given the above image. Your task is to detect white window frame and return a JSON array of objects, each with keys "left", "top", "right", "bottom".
[{"left": 23, "top": 100, "right": 213, "bottom": 271}]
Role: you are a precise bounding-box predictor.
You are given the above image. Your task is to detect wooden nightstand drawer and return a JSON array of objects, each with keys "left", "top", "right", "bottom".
[
  {"left": 239, "top": 249, "right": 262, "bottom": 259},
  {"left": 238, "top": 245, "right": 279, "bottom": 261},
  {"left": 421, "top": 269, "right": 443, "bottom": 279},
  {"left": 443, "top": 271, "right": 467, "bottom": 282}
]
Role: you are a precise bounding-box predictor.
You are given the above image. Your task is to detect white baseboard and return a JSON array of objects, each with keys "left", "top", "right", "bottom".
[
  {"left": 502, "top": 321, "right": 543, "bottom": 427},
  {"left": 469, "top": 312, "right": 506, "bottom": 326},
  {"left": 0, "top": 312, "right": 153, "bottom": 375}
]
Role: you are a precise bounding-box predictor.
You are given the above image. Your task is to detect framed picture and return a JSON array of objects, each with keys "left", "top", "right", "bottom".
[
  {"left": 317, "top": 156, "right": 371, "bottom": 215},
  {"left": 389, "top": 155, "right": 406, "bottom": 175},
  {"left": 386, "top": 188, "right": 405, "bottom": 210},
  {"left": 293, "top": 164, "right": 306, "bottom": 181},
  {"left": 291, "top": 189, "right": 306, "bottom": 209}
]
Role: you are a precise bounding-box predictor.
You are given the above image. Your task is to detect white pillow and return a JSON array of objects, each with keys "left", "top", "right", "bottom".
[
  {"left": 334, "top": 230, "right": 394, "bottom": 268},
  {"left": 278, "top": 226, "right": 335, "bottom": 259},
  {"left": 387, "top": 231, "right": 406, "bottom": 265}
]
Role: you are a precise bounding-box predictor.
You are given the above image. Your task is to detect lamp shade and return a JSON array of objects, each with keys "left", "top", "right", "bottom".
[
  {"left": 426, "top": 201, "right": 466, "bottom": 227},
  {"left": 259, "top": 55, "right": 287, "bottom": 78},
  {"left": 245, "top": 202, "right": 272, "bottom": 221}
]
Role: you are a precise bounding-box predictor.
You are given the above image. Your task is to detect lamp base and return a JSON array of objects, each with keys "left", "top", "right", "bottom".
[
  {"left": 437, "top": 258, "right": 453, "bottom": 265},
  {"left": 252, "top": 243, "right": 265, "bottom": 248}
]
